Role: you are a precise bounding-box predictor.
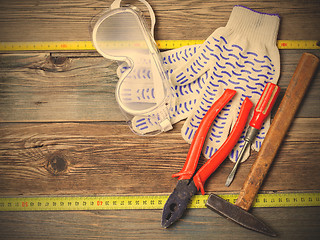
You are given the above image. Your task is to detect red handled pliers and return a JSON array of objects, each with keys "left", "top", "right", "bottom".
[{"left": 161, "top": 89, "right": 253, "bottom": 228}]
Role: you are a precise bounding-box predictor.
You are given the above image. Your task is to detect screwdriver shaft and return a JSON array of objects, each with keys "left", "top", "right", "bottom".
[
  {"left": 225, "top": 140, "right": 249, "bottom": 186},
  {"left": 225, "top": 126, "right": 259, "bottom": 186},
  {"left": 225, "top": 83, "right": 280, "bottom": 187}
]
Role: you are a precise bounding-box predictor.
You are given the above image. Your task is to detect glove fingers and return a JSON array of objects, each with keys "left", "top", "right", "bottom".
[
  {"left": 131, "top": 115, "right": 161, "bottom": 134},
  {"left": 198, "top": 93, "right": 249, "bottom": 162},
  {"left": 181, "top": 84, "right": 226, "bottom": 144},
  {"left": 226, "top": 84, "right": 268, "bottom": 162},
  {"left": 170, "top": 38, "right": 220, "bottom": 86},
  {"left": 202, "top": 107, "right": 234, "bottom": 158},
  {"left": 252, "top": 115, "right": 271, "bottom": 151},
  {"left": 228, "top": 117, "right": 270, "bottom": 163},
  {"left": 116, "top": 45, "right": 204, "bottom": 135},
  {"left": 201, "top": 93, "right": 245, "bottom": 160},
  {"left": 225, "top": 99, "right": 271, "bottom": 163},
  {"left": 162, "top": 45, "right": 200, "bottom": 70},
  {"left": 230, "top": 132, "right": 251, "bottom": 163},
  {"left": 181, "top": 111, "right": 202, "bottom": 144},
  {"left": 130, "top": 76, "right": 204, "bottom": 135},
  {"left": 171, "top": 85, "right": 197, "bottom": 124}
]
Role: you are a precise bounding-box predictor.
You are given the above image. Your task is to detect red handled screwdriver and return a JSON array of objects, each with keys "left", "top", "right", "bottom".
[{"left": 225, "top": 83, "right": 280, "bottom": 187}]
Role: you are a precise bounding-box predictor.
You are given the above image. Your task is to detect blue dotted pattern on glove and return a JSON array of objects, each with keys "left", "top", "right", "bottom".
[{"left": 175, "top": 35, "right": 276, "bottom": 161}]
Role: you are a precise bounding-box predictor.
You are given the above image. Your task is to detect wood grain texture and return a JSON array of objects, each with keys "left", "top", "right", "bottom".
[
  {"left": 0, "top": 50, "right": 319, "bottom": 122},
  {"left": 0, "top": 208, "right": 319, "bottom": 239},
  {"left": 0, "top": 0, "right": 319, "bottom": 42},
  {"left": 0, "top": 53, "right": 122, "bottom": 122},
  {"left": 0, "top": 0, "right": 319, "bottom": 239},
  {"left": 0, "top": 119, "right": 319, "bottom": 196}
]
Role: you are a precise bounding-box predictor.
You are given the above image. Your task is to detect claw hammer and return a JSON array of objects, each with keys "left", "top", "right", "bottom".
[{"left": 206, "top": 53, "right": 319, "bottom": 236}]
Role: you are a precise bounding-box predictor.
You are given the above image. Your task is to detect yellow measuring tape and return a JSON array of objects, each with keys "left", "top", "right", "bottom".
[
  {"left": 0, "top": 40, "right": 319, "bottom": 51},
  {"left": 0, "top": 193, "right": 319, "bottom": 211}
]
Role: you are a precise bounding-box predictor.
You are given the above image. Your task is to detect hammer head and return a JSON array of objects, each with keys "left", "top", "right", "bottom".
[{"left": 205, "top": 194, "right": 276, "bottom": 237}]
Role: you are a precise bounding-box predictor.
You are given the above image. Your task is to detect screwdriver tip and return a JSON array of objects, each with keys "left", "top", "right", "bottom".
[{"left": 225, "top": 177, "right": 233, "bottom": 187}]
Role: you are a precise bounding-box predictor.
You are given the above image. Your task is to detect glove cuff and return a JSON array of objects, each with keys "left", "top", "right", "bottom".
[{"left": 226, "top": 5, "right": 280, "bottom": 45}]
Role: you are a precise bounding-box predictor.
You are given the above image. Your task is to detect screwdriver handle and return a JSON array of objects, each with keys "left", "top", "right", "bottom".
[
  {"left": 225, "top": 83, "right": 280, "bottom": 187},
  {"left": 249, "top": 83, "right": 280, "bottom": 130}
]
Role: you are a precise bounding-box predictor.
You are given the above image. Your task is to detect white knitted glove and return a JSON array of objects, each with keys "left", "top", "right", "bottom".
[
  {"left": 117, "top": 45, "right": 205, "bottom": 134},
  {"left": 171, "top": 6, "right": 280, "bottom": 162}
]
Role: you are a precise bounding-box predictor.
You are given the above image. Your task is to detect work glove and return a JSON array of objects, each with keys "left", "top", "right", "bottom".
[
  {"left": 171, "top": 6, "right": 281, "bottom": 162},
  {"left": 117, "top": 45, "right": 204, "bottom": 134}
]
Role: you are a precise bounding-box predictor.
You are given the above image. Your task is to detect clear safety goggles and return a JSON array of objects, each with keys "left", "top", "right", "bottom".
[{"left": 92, "top": 0, "right": 174, "bottom": 135}]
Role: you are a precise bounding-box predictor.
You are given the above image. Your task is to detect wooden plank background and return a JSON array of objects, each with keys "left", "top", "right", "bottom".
[{"left": 0, "top": 0, "right": 319, "bottom": 239}]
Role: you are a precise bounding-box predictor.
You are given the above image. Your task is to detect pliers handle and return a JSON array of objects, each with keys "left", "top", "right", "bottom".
[
  {"left": 172, "top": 89, "right": 253, "bottom": 194},
  {"left": 162, "top": 89, "right": 253, "bottom": 228}
]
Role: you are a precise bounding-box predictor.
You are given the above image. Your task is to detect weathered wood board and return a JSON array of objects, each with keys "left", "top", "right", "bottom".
[
  {"left": 0, "top": 0, "right": 319, "bottom": 42},
  {"left": 0, "top": 0, "right": 319, "bottom": 239},
  {"left": 0, "top": 50, "right": 319, "bottom": 122},
  {"left": 0, "top": 208, "right": 319, "bottom": 239},
  {"left": 0, "top": 119, "right": 319, "bottom": 196}
]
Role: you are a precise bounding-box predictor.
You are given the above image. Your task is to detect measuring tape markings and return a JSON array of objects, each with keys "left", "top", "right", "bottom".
[
  {"left": 0, "top": 193, "right": 319, "bottom": 211},
  {"left": 0, "top": 40, "right": 319, "bottom": 51}
]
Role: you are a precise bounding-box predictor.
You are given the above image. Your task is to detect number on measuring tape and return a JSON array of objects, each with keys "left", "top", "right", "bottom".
[
  {"left": 0, "top": 40, "right": 319, "bottom": 51},
  {"left": 0, "top": 193, "right": 319, "bottom": 211}
]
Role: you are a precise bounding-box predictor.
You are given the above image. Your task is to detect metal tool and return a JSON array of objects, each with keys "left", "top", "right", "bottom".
[
  {"left": 161, "top": 89, "right": 253, "bottom": 228},
  {"left": 206, "top": 53, "right": 319, "bottom": 237},
  {"left": 225, "top": 83, "right": 280, "bottom": 187}
]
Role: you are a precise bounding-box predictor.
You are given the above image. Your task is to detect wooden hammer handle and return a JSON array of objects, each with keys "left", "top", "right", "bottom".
[{"left": 235, "top": 53, "right": 319, "bottom": 211}]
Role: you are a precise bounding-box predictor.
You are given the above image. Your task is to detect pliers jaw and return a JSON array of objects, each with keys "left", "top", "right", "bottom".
[{"left": 161, "top": 179, "right": 197, "bottom": 228}]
